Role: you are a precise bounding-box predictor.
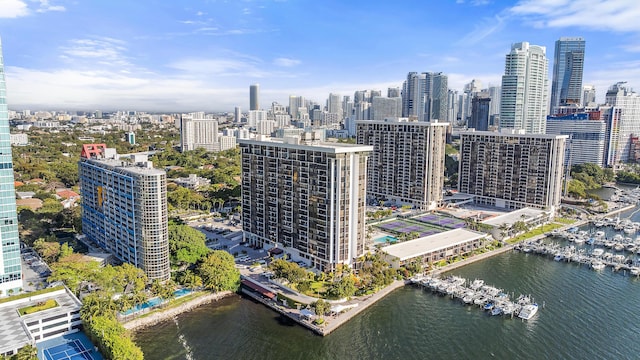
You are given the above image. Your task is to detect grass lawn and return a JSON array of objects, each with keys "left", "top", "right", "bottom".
[
  {"left": 554, "top": 217, "right": 577, "bottom": 225},
  {"left": 506, "top": 223, "right": 563, "bottom": 244},
  {"left": 18, "top": 299, "right": 58, "bottom": 316}
]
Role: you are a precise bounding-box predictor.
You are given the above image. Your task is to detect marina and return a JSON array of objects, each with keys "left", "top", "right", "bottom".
[{"left": 409, "top": 275, "right": 540, "bottom": 320}]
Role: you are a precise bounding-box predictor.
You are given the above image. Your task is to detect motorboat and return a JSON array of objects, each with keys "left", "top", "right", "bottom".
[
  {"left": 592, "top": 248, "right": 604, "bottom": 257},
  {"left": 595, "top": 231, "right": 605, "bottom": 238},
  {"left": 469, "top": 279, "right": 484, "bottom": 290},
  {"left": 591, "top": 261, "right": 606, "bottom": 271},
  {"left": 518, "top": 303, "right": 539, "bottom": 320},
  {"left": 630, "top": 267, "right": 640, "bottom": 276},
  {"left": 553, "top": 254, "right": 564, "bottom": 261},
  {"left": 483, "top": 302, "right": 494, "bottom": 311},
  {"left": 490, "top": 307, "right": 503, "bottom": 316}
]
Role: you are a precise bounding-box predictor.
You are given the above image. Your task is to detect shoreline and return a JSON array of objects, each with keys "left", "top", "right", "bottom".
[
  {"left": 129, "top": 204, "right": 638, "bottom": 337},
  {"left": 124, "top": 290, "right": 234, "bottom": 332}
]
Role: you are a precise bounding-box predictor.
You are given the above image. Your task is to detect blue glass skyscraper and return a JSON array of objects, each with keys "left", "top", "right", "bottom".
[
  {"left": 550, "top": 37, "right": 585, "bottom": 115},
  {"left": 0, "top": 37, "right": 22, "bottom": 295}
]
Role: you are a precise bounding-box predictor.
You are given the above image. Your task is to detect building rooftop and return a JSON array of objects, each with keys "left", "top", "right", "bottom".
[
  {"left": 381, "top": 228, "right": 486, "bottom": 261},
  {"left": 82, "top": 157, "right": 165, "bottom": 176},
  {"left": 0, "top": 287, "right": 82, "bottom": 354},
  {"left": 481, "top": 207, "right": 548, "bottom": 227},
  {"left": 459, "top": 130, "right": 569, "bottom": 140},
  {"left": 239, "top": 137, "right": 373, "bottom": 154}
]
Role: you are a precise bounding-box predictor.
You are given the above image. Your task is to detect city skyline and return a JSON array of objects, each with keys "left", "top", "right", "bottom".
[{"left": 1, "top": 0, "right": 640, "bottom": 111}]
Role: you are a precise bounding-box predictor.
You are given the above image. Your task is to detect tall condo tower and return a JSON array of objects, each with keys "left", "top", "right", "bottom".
[
  {"left": 402, "top": 72, "right": 448, "bottom": 121},
  {"left": 500, "top": 42, "right": 549, "bottom": 134},
  {"left": 250, "top": 84, "right": 260, "bottom": 111},
  {"left": 0, "top": 38, "right": 22, "bottom": 295},
  {"left": 356, "top": 120, "right": 448, "bottom": 210},
  {"left": 79, "top": 145, "right": 170, "bottom": 280},
  {"left": 240, "top": 133, "right": 373, "bottom": 272},
  {"left": 550, "top": 37, "right": 585, "bottom": 115}
]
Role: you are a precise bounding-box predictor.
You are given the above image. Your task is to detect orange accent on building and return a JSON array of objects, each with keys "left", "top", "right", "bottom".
[{"left": 81, "top": 144, "right": 107, "bottom": 159}]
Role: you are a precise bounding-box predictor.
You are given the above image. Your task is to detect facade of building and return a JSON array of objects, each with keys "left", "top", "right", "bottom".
[
  {"left": 545, "top": 114, "right": 606, "bottom": 167},
  {"left": 240, "top": 135, "right": 373, "bottom": 272},
  {"left": 500, "top": 42, "right": 549, "bottom": 134},
  {"left": 371, "top": 97, "right": 402, "bottom": 120},
  {"left": 79, "top": 144, "right": 170, "bottom": 280},
  {"left": 173, "top": 174, "right": 211, "bottom": 190},
  {"left": 9, "top": 133, "right": 28, "bottom": 146},
  {"left": 180, "top": 114, "right": 219, "bottom": 152},
  {"left": 605, "top": 82, "right": 640, "bottom": 164},
  {"left": 0, "top": 38, "right": 22, "bottom": 296},
  {"left": 469, "top": 93, "right": 491, "bottom": 131},
  {"left": 458, "top": 131, "right": 567, "bottom": 214},
  {"left": 402, "top": 72, "right": 448, "bottom": 121},
  {"left": 550, "top": 37, "right": 586, "bottom": 115},
  {"left": 356, "top": 120, "right": 447, "bottom": 210},
  {"left": 583, "top": 85, "right": 596, "bottom": 107},
  {"left": 250, "top": 84, "right": 260, "bottom": 111}
]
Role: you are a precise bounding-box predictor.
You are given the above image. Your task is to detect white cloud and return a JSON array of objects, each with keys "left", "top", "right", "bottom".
[
  {"left": 273, "top": 57, "right": 300, "bottom": 67},
  {"left": 456, "top": 14, "right": 506, "bottom": 45},
  {"left": 509, "top": 0, "right": 640, "bottom": 32},
  {"left": 59, "top": 37, "right": 132, "bottom": 68},
  {"left": 0, "top": 0, "right": 29, "bottom": 18},
  {"left": 36, "top": 0, "right": 65, "bottom": 13}
]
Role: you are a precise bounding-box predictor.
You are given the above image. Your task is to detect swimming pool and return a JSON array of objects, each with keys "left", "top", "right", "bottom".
[
  {"left": 374, "top": 235, "right": 398, "bottom": 244},
  {"left": 121, "top": 289, "right": 193, "bottom": 316}
]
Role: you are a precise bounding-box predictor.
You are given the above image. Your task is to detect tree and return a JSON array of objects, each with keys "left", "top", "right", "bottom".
[
  {"left": 168, "top": 223, "right": 210, "bottom": 266},
  {"left": 326, "top": 275, "right": 356, "bottom": 299},
  {"left": 198, "top": 251, "right": 240, "bottom": 292},
  {"left": 12, "top": 344, "right": 37, "bottom": 360},
  {"left": 313, "top": 299, "right": 330, "bottom": 318},
  {"left": 59, "top": 242, "right": 74, "bottom": 259},
  {"left": 38, "top": 198, "right": 64, "bottom": 214},
  {"left": 178, "top": 269, "right": 203, "bottom": 290},
  {"left": 33, "top": 238, "right": 61, "bottom": 263}
]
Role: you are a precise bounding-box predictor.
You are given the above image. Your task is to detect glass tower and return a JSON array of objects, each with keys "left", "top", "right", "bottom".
[
  {"left": 550, "top": 37, "right": 585, "bottom": 115},
  {"left": 0, "top": 37, "right": 22, "bottom": 295}
]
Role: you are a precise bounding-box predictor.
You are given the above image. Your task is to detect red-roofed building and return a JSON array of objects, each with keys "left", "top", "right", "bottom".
[
  {"left": 14, "top": 181, "right": 24, "bottom": 187},
  {"left": 80, "top": 144, "right": 106, "bottom": 159},
  {"left": 56, "top": 189, "right": 80, "bottom": 199}
]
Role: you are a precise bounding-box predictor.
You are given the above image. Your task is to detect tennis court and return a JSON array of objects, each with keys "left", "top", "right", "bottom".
[
  {"left": 37, "top": 332, "right": 103, "bottom": 360},
  {"left": 43, "top": 339, "right": 95, "bottom": 360}
]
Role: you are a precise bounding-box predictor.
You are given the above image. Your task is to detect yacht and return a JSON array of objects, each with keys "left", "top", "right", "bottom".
[
  {"left": 490, "top": 306, "right": 503, "bottom": 316},
  {"left": 553, "top": 254, "right": 564, "bottom": 262},
  {"left": 595, "top": 231, "right": 606, "bottom": 238},
  {"left": 630, "top": 267, "right": 640, "bottom": 276},
  {"left": 518, "top": 303, "right": 539, "bottom": 320},
  {"left": 591, "top": 261, "right": 606, "bottom": 271},
  {"left": 592, "top": 248, "right": 604, "bottom": 257}
]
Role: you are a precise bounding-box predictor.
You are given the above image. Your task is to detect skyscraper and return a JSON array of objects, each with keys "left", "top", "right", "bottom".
[
  {"left": 371, "top": 97, "right": 402, "bottom": 120},
  {"left": 402, "top": 72, "right": 448, "bottom": 121},
  {"left": 606, "top": 82, "right": 640, "bottom": 164},
  {"left": 0, "top": 38, "right": 22, "bottom": 295},
  {"left": 469, "top": 93, "right": 491, "bottom": 131},
  {"left": 582, "top": 85, "right": 596, "bottom": 106},
  {"left": 458, "top": 131, "right": 566, "bottom": 214},
  {"left": 250, "top": 84, "right": 260, "bottom": 110},
  {"left": 235, "top": 106, "right": 241, "bottom": 123},
  {"left": 79, "top": 145, "right": 171, "bottom": 280},
  {"left": 356, "top": 120, "right": 448, "bottom": 210},
  {"left": 240, "top": 134, "right": 373, "bottom": 271},
  {"left": 550, "top": 37, "right": 585, "bottom": 114},
  {"left": 500, "top": 42, "right": 549, "bottom": 134}
]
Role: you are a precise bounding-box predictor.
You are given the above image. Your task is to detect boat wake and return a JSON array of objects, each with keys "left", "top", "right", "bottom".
[{"left": 173, "top": 316, "right": 195, "bottom": 360}]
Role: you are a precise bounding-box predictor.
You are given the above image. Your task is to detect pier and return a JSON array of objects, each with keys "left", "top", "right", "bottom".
[{"left": 410, "top": 275, "right": 540, "bottom": 320}]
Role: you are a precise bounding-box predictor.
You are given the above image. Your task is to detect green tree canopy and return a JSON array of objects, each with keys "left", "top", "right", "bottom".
[
  {"left": 197, "top": 251, "right": 240, "bottom": 292},
  {"left": 168, "top": 223, "right": 210, "bottom": 266}
]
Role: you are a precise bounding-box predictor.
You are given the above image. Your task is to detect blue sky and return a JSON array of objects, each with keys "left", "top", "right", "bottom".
[{"left": 1, "top": 0, "right": 640, "bottom": 112}]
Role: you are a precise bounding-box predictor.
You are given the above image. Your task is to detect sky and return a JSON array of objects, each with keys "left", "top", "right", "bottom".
[{"left": 1, "top": 0, "right": 640, "bottom": 112}]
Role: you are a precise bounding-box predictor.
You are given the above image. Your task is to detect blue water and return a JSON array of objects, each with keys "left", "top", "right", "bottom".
[
  {"left": 374, "top": 235, "right": 397, "bottom": 244},
  {"left": 122, "top": 289, "right": 192, "bottom": 316}
]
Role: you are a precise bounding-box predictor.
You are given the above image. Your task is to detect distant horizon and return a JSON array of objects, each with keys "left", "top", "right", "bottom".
[{"left": 2, "top": 0, "right": 640, "bottom": 111}]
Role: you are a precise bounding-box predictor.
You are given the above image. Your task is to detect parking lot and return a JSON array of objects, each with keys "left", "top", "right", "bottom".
[{"left": 20, "top": 246, "right": 50, "bottom": 291}]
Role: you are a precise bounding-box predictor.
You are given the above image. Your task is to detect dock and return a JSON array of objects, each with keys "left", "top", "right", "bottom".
[{"left": 409, "top": 275, "right": 540, "bottom": 319}]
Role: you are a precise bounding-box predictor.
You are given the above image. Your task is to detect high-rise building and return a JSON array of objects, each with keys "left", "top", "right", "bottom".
[
  {"left": 356, "top": 120, "right": 447, "bottom": 210},
  {"left": 371, "top": 97, "right": 402, "bottom": 120},
  {"left": 402, "top": 72, "right": 449, "bottom": 121},
  {"left": 235, "top": 106, "right": 242, "bottom": 123},
  {"left": 0, "top": 38, "right": 22, "bottom": 295},
  {"left": 79, "top": 144, "right": 170, "bottom": 280},
  {"left": 327, "top": 93, "right": 342, "bottom": 116},
  {"left": 240, "top": 134, "right": 373, "bottom": 271},
  {"left": 469, "top": 93, "right": 491, "bottom": 131},
  {"left": 458, "top": 131, "right": 567, "bottom": 214},
  {"left": 546, "top": 113, "right": 606, "bottom": 167},
  {"left": 250, "top": 84, "right": 260, "bottom": 110},
  {"left": 180, "top": 113, "right": 219, "bottom": 152},
  {"left": 487, "top": 85, "right": 501, "bottom": 122},
  {"left": 550, "top": 37, "right": 585, "bottom": 114},
  {"left": 500, "top": 42, "right": 549, "bottom": 134},
  {"left": 582, "top": 85, "right": 596, "bottom": 107},
  {"left": 288, "top": 95, "right": 305, "bottom": 120},
  {"left": 606, "top": 82, "right": 640, "bottom": 164},
  {"left": 387, "top": 87, "right": 401, "bottom": 98}
]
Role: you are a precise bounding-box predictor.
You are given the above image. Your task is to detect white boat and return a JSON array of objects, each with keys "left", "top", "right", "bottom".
[
  {"left": 624, "top": 226, "right": 636, "bottom": 235},
  {"left": 595, "top": 231, "right": 605, "bottom": 238},
  {"left": 574, "top": 237, "right": 585, "bottom": 245},
  {"left": 518, "top": 303, "right": 539, "bottom": 320},
  {"left": 490, "top": 307, "right": 503, "bottom": 316},
  {"left": 630, "top": 267, "right": 640, "bottom": 276},
  {"left": 553, "top": 254, "right": 564, "bottom": 261},
  {"left": 591, "top": 261, "right": 606, "bottom": 271},
  {"left": 469, "top": 279, "right": 484, "bottom": 290}
]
